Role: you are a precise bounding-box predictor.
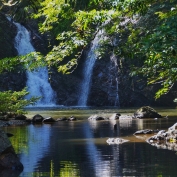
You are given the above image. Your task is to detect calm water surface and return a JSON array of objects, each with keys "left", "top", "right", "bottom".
[{"left": 3, "top": 107, "right": 177, "bottom": 177}]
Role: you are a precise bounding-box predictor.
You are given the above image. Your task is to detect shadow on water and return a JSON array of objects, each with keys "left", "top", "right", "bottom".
[{"left": 3, "top": 107, "right": 177, "bottom": 177}]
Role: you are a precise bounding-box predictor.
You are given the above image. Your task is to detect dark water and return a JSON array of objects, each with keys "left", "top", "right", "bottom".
[{"left": 3, "top": 107, "right": 177, "bottom": 177}]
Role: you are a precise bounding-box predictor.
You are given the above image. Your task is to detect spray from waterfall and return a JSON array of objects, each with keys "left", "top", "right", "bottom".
[
  {"left": 78, "top": 30, "right": 103, "bottom": 106},
  {"left": 13, "top": 21, "right": 56, "bottom": 106}
]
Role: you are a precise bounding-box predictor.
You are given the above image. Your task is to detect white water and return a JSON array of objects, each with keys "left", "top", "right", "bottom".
[
  {"left": 78, "top": 29, "right": 120, "bottom": 107},
  {"left": 78, "top": 31, "right": 103, "bottom": 106},
  {"left": 14, "top": 22, "right": 56, "bottom": 106}
]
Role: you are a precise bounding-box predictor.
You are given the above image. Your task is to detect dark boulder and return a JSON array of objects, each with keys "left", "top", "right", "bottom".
[
  {"left": 32, "top": 114, "right": 44, "bottom": 123},
  {"left": 15, "top": 114, "right": 27, "bottom": 120},
  {"left": 134, "top": 106, "right": 162, "bottom": 118},
  {"left": 0, "top": 129, "right": 23, "bottom": 173}
]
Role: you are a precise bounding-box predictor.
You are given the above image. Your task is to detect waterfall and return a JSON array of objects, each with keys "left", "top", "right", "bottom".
[
  {"left": 110, "top": 53, "right": 120, "bottom": 107},
  {"left": 13, "top": 22, "right": 56, "bottom": 106},
  {"left": 78, "top": 31, "right": 103, "bottom": 106},
  {"left": 78, "top": 28, "right": 120, "bottom": 107}
]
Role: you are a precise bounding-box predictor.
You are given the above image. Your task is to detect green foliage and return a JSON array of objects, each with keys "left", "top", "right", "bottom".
[
  {"left": 0, "top": 52, "right": 43, "bottom": 114},
  {"left": 128, "top": 1, "right": 177, "bottom": 99},
  {"left": 8, "top": 126, "right": 29, "bottom": 154},
  {"left": 30, "top": 0, "right": 177, "bottom": 99},
  {"left": 0, "top": 52, "right": 46, "bottom": 73},
  {"left": 0, "top": 88, "right": 40, "bottom": 114},
  {"left": 1, "top": 0, "right": 177, "bottom": 100}
]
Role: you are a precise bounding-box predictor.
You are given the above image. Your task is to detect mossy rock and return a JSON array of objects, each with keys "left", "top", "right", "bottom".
[{"left": 134, "top": 106, "right": 162, "bottom": 118}]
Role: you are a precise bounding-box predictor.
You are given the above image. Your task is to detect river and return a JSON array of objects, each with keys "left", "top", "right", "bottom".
[{"left": 3, "top": 107, "right": 177, "bottom": 177}]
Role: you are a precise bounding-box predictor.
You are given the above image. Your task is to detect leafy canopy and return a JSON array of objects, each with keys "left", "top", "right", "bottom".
[
  {"left": 127, "top": 0, "right": 177, "bottom": 98},
  {"left": 1, "top": 0, "right": 177, "bottom": 100}
]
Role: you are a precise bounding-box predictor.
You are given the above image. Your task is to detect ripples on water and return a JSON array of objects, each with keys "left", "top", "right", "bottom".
[{"left": 3, "top": 107, "right": 177, "bottom": 177}]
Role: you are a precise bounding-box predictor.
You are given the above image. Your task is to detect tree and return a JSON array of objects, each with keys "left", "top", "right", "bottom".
[
  {"left": 0, "top": 53, "right": 44, "bottom": 114},
  {"left": 127, "top": 0, "right": 177, "bottom": 99},
  {"left": 1, "top": 0, "right": 177, "bottom": 100},
  {"left": 0, "top": 88, "right": 39, "bottom": 115}
]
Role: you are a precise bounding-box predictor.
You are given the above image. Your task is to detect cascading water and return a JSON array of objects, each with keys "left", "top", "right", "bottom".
[
  {"left": 110, "top": 53, "right": 120, "bottom": 107},
  {"left": 78, "top": 31, "right": 103, "bottom": 106},
  {"left": 13, "top": 22, "right": 56, "bottom": 106},
  {"left": 78, "top": 28, "right": 120, "bottom": 107}
]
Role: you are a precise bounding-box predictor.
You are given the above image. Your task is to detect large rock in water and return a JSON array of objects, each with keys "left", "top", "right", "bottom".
[
  {"left": 0, "top": 129, "right": 23, "bottom": 173},
  {"left": 134, "top": 106, "right": 162, "bottom": 118},
  {"left": 146, "top": 122, "right": 177, "bottom": 151}
]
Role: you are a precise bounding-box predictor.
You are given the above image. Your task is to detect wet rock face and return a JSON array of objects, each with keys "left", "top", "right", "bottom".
[
  {"left": 0, "top": 14, "right": 26, "bottom": 92},
  {"left": 0, "top": 14, "right": 17, "bottom": 59},
  {"left": 0, "top": 129, "right": 23, "bottom": 172},
  {"left": 49, "top": 68, "right": 81, "bottom": 106},
  {"left": 88, "top": 56, "right": 119, "bottom": 106}
]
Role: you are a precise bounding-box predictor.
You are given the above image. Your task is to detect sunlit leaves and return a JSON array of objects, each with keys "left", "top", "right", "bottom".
[
  {"left": 0, "top": 88, "right": 39, "bottom": 114},
  {"left": 45, "top": 31, "right": 86, "bottom": 73},
  {"left": 0, "top": 52, "right": 46, "bottom": 73},
  {"left": 129, "top": 1, "right": 177, "bottom": 99},
  {"left": 34, "top": 0, "right": 74, "bottom": 33}
]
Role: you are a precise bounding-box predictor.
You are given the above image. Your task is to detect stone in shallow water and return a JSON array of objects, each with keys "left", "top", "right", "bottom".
[
  {"left": 134, "top": 106, "right": 162, "bottom": 118},
  {"left": 106, "top": 138, "right": 129, "bottom": 145},
  {"left": 32, "top": 114, "right": 44, "bottom": 123},
  {"left": 43, "top": 117, "right": 56, "bottom": 123},
  {"left": 145, "top": 122, "right": 177, "bottom": 151},
  {"left": 134, "top": 129, "right": 153, "bottom": 135},
  {"left": 88, "top": 115, "right": 105, "bottom": 121},
  {"left": 109, "top": 113, "right": 121, "bottom": 120}
]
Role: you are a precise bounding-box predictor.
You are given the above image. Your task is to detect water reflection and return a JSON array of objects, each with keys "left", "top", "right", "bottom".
[
  {"left": 119, "top": 119, "right": 132, "bottom": 129},
  {"left": 83, "top": 122, "right": 112, "bottom": 177},
  {"left": 3, "top": 108, "right": 177, "bottom": 177},
  {"left": 59, "top": 161, "right": 80, "bottom": 177},
  {"left": 15, "top": 124, "right": 51, "bottom": 176}
]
